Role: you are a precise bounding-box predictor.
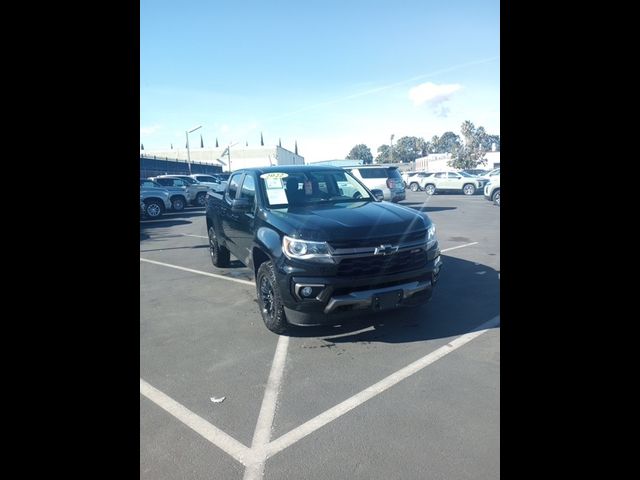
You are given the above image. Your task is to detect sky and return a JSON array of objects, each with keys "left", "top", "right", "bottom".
[{"left": 140, "top": 0, "right": 499, "bottom": 163}]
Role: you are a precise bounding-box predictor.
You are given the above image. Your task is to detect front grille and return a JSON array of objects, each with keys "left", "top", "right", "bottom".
[
  {"left": 336, "top": 249, "right": 427, "bottom": 277},
  {"left": 329, "top": 230, "right": 426, "bottom": 249}
]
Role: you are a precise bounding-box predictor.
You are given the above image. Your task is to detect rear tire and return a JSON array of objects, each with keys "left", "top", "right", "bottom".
[
  {"left": 171, "top": 196, "right": 185, "bottom": 211},
  {"left": 425, "top": 184, "right": 436, "bottom": 196},
  {"left": 208, "top": 226, "right": 230, "bottom": 267},
  {"left": 256, "top": 261, "right": 288, "bottom": 334},
  {"left": 410, "top": 182, "right": 420, "bottom": 192},
  {"left": 196, "top": 192, "right": 207, "bottom": 206}
]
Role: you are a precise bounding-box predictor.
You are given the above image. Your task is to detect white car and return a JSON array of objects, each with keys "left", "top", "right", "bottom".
[
  {"left": 188, "top": 174, "right": 227, "bottom": 193},
  {"left": 343, "top": 165, "right": 406, "bottom": 202},
  {"left": 483, "top": 175, "right": 500, "bottom": 206},
  {"left": 422, "top": 171, "right": 486, "bottom": 196},
  {"left": 405, "top": 172, "right": 434, "bottom": 192}
]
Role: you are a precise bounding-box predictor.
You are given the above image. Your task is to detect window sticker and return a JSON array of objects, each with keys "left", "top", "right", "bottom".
[
  {"left": 265, "top": 177, "right": 283, "bottom": 189},
  {"left": 260, "top": 173, "right": 289, "bottom": 204},
  {"left": 266, "top": 188, "right": 288, "bottom": 205}
]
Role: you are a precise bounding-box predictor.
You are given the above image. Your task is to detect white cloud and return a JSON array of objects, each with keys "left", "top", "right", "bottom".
[
  {"left": 140, "top": 124, "right": 161, "bottom": 135},
  {"left": 408, "top": 82, "right": 462, "bottom": 107}
]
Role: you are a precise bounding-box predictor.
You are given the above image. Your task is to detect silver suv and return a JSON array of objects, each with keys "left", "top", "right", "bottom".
[
  {"left": 140, "top": 188, "right": 172, "bottom": 218},
  {"left": 140, "top": 178, "right": 188, "bottom": 211},
  {"left": 343, "top": 165, "right": 406, "bottom": 202},
  {"left": 152, "top": 175, "right": 210, "bottom": 206}
]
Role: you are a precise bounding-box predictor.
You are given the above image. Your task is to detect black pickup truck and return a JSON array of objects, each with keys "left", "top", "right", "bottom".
[{"left": 205, "top": 165, "right": 443, "bottom": 333}]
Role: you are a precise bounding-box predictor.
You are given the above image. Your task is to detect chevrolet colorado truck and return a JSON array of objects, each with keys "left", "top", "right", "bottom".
[{"left": 205, "top": 165, "right": 442, "bottom": 333}]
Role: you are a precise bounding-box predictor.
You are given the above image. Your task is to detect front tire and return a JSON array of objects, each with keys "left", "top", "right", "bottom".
[
  {"left": 463, "top": 184, "right": 476, "bottom": 195},
  {"left": 492, "top": 189, "right": 500, "bottom": 206},
  {"left": 144, "top": 199, "right": 164, "bottom": 218},
  {"left": 208, "top": 226, "right": 230, "bottom": 267},
  {"left": 410, "top": 182, "right": 420, "bottom": 192},
  {"left": 256, "top": 261, "right": 288, "bottom": 334},
  {"left": 425, "top": 184, "right": 436, "bottom": 196},
  {"left": 196, "top": 192, "right": 207, "bottom": 206}
]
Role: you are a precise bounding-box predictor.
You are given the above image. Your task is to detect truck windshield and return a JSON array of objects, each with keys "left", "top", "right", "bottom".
[{"left": 260, "top": 170, "right": 373, "bottom": 208}]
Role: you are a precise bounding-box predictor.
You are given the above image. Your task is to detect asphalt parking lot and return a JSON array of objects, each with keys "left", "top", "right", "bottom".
[{"left": 140, "top": 189, "right": 500, "bottom": 480}]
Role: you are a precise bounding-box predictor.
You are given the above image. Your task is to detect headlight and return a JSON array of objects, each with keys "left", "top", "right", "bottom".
[
  {"left": 427, "top": 223, "right": 437, "bottom": 249},
  {"left": 282, "top": 236, "right": 332, "bottom": 262}
]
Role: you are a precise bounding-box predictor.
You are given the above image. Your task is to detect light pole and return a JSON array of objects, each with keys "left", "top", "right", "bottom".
[
  {"left": 222, "top": 142, "right": 239, "bottom": 172},
  {"left": 390, "top": 134, "right": 394, "bottom": 164},
  {"left": 185, "top": 125, "right": 202, "bottom": 175}
]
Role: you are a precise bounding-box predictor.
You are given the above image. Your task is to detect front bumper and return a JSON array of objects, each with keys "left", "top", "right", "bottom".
[{"left": 278, "top": 251, "right": 443, "bottom": 326}]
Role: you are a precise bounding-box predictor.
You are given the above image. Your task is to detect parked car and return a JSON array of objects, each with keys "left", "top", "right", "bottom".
[
  {"left": 140, "top": 188, "right": 172, "bottom": 218},
  {"left": 422, "top": 171, "right": 486, "bottom": 196},
  {"left": 484, "top": 175, "right": 500, "bottom": 206},
  {"left": 401, "top": 170, "right": 417, "bottom": 185},
  {"left": 152, "top": 175, "right": 210, "bottom": 206},
  {"left": 205, "top": 165, "right": 441, "bottom": 333},
  {"left": 189, "top": 174, "right": 227, "bottom": 193},
  {"left": 140, "top": 178, "right": 189, "bottom": 211},
  {"left": 463, "top": 168, "right": 489, "bottom": 176},
  {"left": 485, "top": 168, "right": 500, "bottom": 178},
  {"left": 343, "top": 165, "right": 405, "bottom": 202},
  {"left": 405, "top": 172, "right": 435, "bottom": 192}
]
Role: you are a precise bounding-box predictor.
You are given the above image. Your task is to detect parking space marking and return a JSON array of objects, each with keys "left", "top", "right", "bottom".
[
  {"left": 264, "top": 315, "right": 500, "bottom": 459},
  {"left": 244, "top": 335, "right": 290, "bottom": 480},
  {"left": 140, "top": 258, "right": 254, "bottom": 286},
  {"left": 441, "top": 242, "right": 478, "bottom": 253},
  {"left": 181, "top": 234, "right": 209, "bottom": 239},
  {"left": 140, "top": 378, "right": 252, "bottom": 464}
]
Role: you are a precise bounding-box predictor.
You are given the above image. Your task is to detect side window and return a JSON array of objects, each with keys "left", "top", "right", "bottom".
[
  {"left": 448, "top": 172, "right": 461, "bottom": 179},
  {"left": 435, "top": 172, "right": 446, "bottom": 178},
  {"left": 226, "top": 173, "right": 242, "bottom": 200},
  {"left": 239, "top": 174, "right": 256, "bottom": 209},
  {"left": 141, "top": 180, "right": 155, "bottom": 188},
  {"left": 173, "top": 179, "right": 187, "bottom": 187}
]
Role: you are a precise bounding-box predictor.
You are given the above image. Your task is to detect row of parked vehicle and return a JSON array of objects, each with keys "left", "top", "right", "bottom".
[
  {"left": 140, "top": 173, "right": 230, "bottom": 218},
  {"left": 401, "top": 168, "right": 500, "bottom": 196}
]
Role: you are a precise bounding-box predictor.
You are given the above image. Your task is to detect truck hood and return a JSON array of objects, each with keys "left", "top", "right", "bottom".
[{"left": 267, "top": 200, "right": 430, "bottom": 242}]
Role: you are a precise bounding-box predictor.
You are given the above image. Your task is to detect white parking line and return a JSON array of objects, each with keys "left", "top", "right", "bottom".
[
  {"left": 141, "top": 316, "right": 499, "bottom": 478},
  {"left": 441, "top": 242, "right": 478, "bottom": 253},
  {"left": 264, "top": 315, "right": 499, "bottom": 459},
  {"left": 244, "top": 335, "right": 290, "bottom": 480},
  {"left": 140, "top": 378, "right": 252, "bottom": 464},
  {"left": 181, "top": 234, "right": 208, "bottom": 239},
  {"left": 140, "top": 258, "right": 254, "bottom": 286}
]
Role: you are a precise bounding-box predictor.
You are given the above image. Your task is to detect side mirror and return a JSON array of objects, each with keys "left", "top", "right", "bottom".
[
  {"left": 231, "top": 198, "right": 252, "bottom": 213},
  {"left": 371, "top": 189, "right": 384, "bottom": 201}
]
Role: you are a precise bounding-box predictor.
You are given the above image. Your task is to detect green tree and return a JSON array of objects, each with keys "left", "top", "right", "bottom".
[
  {"left": 448, "top": 121, "right": 489, "bottom": 170},
  {"left": 346, "top": 144, "right": 373, "bottom": 164},
  {"left": 432, "top": 131, "right": 461, "bottom": 153},
  {"left": 393, "top": 136, "right": 428, "bottom": 163},
  {"left": 375, "top": 144, "right": 392, "bottom": 163}
]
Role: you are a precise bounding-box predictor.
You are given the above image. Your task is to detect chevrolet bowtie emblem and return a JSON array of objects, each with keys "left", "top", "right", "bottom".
[{"left": 374, "top": 244, "right": 399, "bottom": 256}]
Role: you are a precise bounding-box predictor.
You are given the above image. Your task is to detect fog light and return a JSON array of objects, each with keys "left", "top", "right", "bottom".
[{"left": 301, "top": 286, "right": 313, "bottom": 297}]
